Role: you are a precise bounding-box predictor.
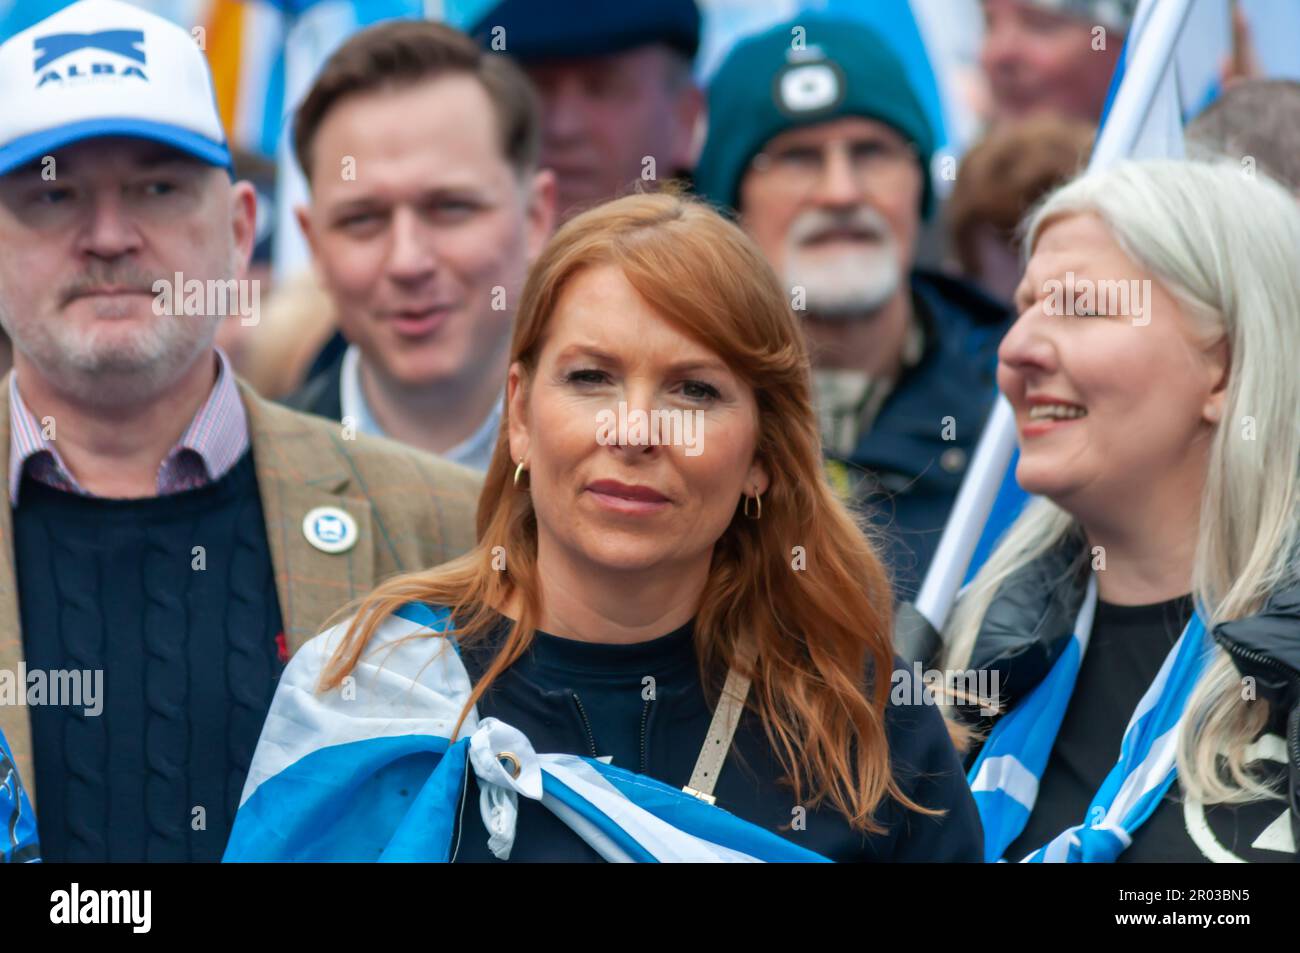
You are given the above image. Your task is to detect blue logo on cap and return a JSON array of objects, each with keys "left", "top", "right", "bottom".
[{"left": 33, "top": 29, "right": 147, "bottom": 86}]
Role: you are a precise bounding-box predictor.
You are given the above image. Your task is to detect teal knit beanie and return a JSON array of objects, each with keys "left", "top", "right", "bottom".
[{"left": 696, "top": 16, "right": 936, "bottom": 218}]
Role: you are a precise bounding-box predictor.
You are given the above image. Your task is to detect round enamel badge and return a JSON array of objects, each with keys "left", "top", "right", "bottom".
[{"left": 303, "top": 506, "right": 358, "bottom": 554}]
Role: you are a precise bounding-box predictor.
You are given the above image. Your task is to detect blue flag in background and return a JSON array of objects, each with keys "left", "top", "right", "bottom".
[{"left": 1, "top": 729, "right": 40, "bottom": 863}]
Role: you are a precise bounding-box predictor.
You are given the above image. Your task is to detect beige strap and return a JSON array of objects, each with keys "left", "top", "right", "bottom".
[{"left": 683, "top": 666, "right": 751, "bottom": 804}]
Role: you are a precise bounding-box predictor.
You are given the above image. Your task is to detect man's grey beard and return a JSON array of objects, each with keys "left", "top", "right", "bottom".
[
  {"left": 783, "top": 207, "right": 903, "bottom": 322},
  {"left": 0, "top": 263, "right": 225, "bottom": 406}
]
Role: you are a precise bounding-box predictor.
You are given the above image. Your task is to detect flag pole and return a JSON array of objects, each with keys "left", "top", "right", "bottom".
[{"left": 910, "top": 0, "right": 1195, "bottom": 638}]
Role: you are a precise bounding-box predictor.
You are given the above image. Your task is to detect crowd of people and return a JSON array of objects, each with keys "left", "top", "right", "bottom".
[{"left": 0, "top": 0, "right": 1296, "bottom": 865}]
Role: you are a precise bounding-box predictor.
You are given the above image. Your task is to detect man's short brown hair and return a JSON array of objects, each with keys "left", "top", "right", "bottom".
[{"left": 293, "top": 20, "right": 541, "bottom": 183}]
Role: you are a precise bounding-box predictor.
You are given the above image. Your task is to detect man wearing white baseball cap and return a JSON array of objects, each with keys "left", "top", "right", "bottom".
[{"left": 0, "top": 0, "right": 480, "bottom": 862}]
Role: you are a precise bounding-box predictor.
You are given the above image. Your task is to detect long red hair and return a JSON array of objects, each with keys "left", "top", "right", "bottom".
[{"left": 319, "top": 190, "right": 932, "bottom": 831}]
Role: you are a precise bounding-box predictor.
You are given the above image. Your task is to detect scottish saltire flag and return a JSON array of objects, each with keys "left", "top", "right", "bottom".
[
  {"left": 225, "top": 604, "right": 829, "bottom": 862},
  {"left": 1, "top": 728, "right": 40, "bottom": 863},
  {"left": 968, "top": 578, "right": 1214, "bottom": 862}
]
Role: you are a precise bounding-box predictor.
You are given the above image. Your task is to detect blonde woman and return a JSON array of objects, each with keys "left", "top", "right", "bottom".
[
  {"left": 946, "top": 160, "right": 1300, "bottom": 862},
  {"left": 225, "top": 191, "right": 982, "bottom": 862}
]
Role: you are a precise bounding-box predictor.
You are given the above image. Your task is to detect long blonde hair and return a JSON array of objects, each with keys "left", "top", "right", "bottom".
[
  {"left": 318, "top": 191, "right": 930, "bottom": 831},
  {"left": 945, "top": 160, "right": 1300, "bottom": 804}
]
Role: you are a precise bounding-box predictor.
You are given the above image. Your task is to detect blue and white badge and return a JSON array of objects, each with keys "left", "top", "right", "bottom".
[{"left": 303, "top": 506, "right": 358, "bottom": 554}]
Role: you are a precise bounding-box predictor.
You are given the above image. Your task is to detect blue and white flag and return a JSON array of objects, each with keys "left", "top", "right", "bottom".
[
  {"left": 224, "top": 603, "right": 829, "bottom": 863},
  {"left": 967, "top": 576, "right": 1214, "bottom": 862},
  {"left": 1, "top": 728, "right": 40, "bottom": 863}
]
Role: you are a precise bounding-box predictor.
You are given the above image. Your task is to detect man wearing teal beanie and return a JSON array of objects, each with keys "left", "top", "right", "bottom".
[{"left": 698, "top": 16, "right": 1012, "bottom": 599}]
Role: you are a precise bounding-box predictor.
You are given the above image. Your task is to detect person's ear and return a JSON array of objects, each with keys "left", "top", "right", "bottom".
[
  {"left": 229, "top": 180, "right": 258, "bottom": 278},
  {"left": 523, "top": 168, "right": 557, "bottom": 264},
  {"left": 746, "top": 456, "right": 770, "bottom": 499},
  {"left": 674, "top": 83, "right": 705, "bottom": 170},
  {"left": 1202, "top": 335, "right": 1230, "bottom": 426},
  {"left": 506, "top": 361, "right": 531, "bottom": 466},
  {"left": 294, "top": 203, "right": 315, "bottom": 256},
  {"left": 295, "top": 202, "right": 334, "bottom": 289}
]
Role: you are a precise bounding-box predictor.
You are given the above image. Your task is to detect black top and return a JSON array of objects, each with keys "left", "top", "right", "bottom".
[
  {"left": 15, "top": 450, "right": 285, "bottom": 861},
  {"left": 1004, "top": 595, "right": 1293, "bottom": 863},
  {"left": 450, "top": 612, "right": 983, "bottom": 862}
]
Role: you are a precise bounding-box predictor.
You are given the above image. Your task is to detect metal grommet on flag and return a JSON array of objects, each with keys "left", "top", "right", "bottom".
[{"left": 497, "top": 751, "right": 522, "bottom": 780}]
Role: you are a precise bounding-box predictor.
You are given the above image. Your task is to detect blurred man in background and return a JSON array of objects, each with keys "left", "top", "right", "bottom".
[
  {"left": 696, "top": 16, "right": 1012, "bottom": 598},
  {"left": 470, "top": 0, "right": 703, "bottom": 221},
  {"left": 980, "top": 0, "right": 1134, "bottom": 124},
  {"left": 286, "top": 21, "right": 555, "bottom": 471}
]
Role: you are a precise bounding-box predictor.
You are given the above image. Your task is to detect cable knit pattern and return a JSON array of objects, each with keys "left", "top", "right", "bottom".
[
  {"left": 141, "top": 523, "right": 189, "bottom": 860},
  {"left": 13, "top": 449, "right": 284, "bottom": 861}
]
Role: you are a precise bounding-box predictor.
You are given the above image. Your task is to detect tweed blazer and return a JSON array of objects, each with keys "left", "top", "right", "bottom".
[{"left": 0, "top": 372, "right": 483, "bottom": 807}]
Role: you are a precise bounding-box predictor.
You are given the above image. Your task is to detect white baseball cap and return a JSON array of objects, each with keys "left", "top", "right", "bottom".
[{"left": 0, "top": 0, "right": 231, "bottom": 176}]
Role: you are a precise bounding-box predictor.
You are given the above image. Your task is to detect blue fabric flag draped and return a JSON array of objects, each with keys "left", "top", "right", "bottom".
[
  {"left": 1, "top": 728, "right": 40, "bottom": 863},
  {"left": 224, "top": 603, "right": 830, "bottom": 863},
  {"left": 968, "top": 578, "right": 1215, "bottom": 862}
]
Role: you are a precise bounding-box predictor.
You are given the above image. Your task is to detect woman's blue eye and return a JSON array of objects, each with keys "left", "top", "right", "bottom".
[{"left": 565, "top": 369, "right": 607, "bottom": 385}]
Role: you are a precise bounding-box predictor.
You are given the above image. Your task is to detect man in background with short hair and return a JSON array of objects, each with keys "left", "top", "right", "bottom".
[{"left": 286, "top": 21, "right": 555, "bottom": 471}]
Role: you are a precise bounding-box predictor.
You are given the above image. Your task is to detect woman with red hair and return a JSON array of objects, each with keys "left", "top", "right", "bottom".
[{"left": 227, "top": 191, "right": 981, "bottom": 862}]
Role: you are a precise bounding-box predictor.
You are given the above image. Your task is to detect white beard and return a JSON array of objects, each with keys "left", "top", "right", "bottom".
[
  {"left": 785, "top": 243, "right": 901, "bottom": 319},
  {"left": 781, "top": 207, "right": 903, "bottom": 321}
]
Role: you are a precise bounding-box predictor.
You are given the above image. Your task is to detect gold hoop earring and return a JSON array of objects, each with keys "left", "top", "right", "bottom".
[
  {"left": 743, "top": 491, "right": 762, "bottom": 520},
  {"left": 513, "top": 459, "right": 527, "bottom": 487}
]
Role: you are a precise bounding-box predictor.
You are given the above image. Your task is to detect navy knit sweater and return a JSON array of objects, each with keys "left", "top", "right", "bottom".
[
  {"left": 15, "top": 449, "right": 284, "bottom": 861},
  {"left": 451, "top": 613, "right": 984, "bottom": 861}
]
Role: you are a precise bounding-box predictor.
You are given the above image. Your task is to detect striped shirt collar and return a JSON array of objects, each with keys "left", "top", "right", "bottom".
[{"left": 8, "top": 348, "right": 250, "bottom": 505}]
